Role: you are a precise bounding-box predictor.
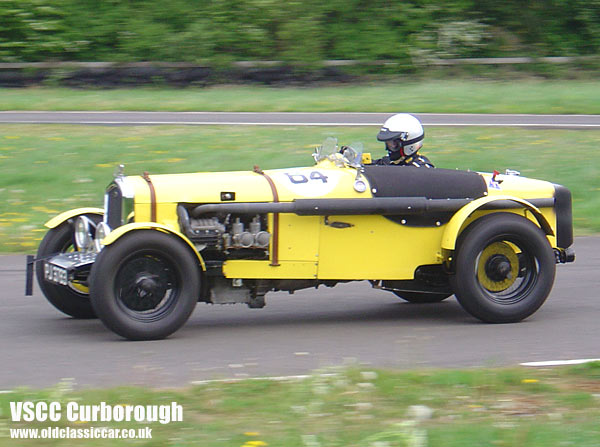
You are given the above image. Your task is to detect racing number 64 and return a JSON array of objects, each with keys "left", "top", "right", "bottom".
[{"left": 285, "top": 171, "right": 328, "bottom": 184}]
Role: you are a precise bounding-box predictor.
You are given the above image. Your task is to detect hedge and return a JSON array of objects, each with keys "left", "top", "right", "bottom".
[{"left": 0, "top": 0, "right": 599, "bottom": 65}]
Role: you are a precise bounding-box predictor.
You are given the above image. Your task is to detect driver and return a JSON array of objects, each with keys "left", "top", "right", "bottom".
[{"left": 373, "top": 113, "right": 434, "bottom": 167}]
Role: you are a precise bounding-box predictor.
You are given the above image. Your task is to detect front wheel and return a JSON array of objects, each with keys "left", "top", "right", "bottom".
[
  {"left": 451, "top": 213, "right": 556, "bottom": 323},
  {"left": 35, "top": 214, "right": 102, "bottom": 318},
  {"left": 89, "top": 231, "right": 201, "bottom": 340}
]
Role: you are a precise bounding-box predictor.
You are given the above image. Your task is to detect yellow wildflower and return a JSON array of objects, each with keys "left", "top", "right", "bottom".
[{"left": 118, "top": 137, "right": 143, "bottom": 142}]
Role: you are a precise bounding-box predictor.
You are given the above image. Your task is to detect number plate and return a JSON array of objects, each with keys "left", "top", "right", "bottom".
[{"left": 44, "top": 262, "right": 68, "bottom": 286}]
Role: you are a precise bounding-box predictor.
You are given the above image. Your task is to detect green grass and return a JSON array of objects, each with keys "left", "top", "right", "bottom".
[
  {"left": 0, "top": 124, "right": 598, "bottom": 253},
  {"left": 2, "top": 80, "right": 600, "bottom": 113},
  {"left": 1, "top": 364, "right": 600, "bottom": 446}
]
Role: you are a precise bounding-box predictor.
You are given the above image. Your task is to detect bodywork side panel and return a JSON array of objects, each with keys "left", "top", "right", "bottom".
[
  {"left": 274, "top": 214, "right": 320, "bottom": 262},
  {"left": 223, "top": 261, "right": 318, "bottom": 279},
  {"left": 223, "top": 215, "right": 445, "bottom": 281},
  {"left": 317, "top": 215, "right": 444, "bottom": 280}
]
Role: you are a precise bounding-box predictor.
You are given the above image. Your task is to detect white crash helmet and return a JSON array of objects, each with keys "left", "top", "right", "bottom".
[{"left": 377, "top": 113, "right": 424, "bottom": 157}]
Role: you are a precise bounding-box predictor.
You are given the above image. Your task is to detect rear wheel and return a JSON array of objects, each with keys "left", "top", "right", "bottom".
[
  {"left": 90, "top": 231, "right": 201, "bottom": 340},
  {"left": 35, "top": 214, "right": 102, "bottom": 318},
  {"left": 392, "top": 291, "right": 451, "bottom": 303},
  {"left": 451, "top": 213, "right": 555, "bottom": 323}
]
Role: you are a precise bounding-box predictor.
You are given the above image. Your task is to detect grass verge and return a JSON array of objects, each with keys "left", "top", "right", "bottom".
[
  {"left": 1, "top": 80, "right": 600, "bottom": 114},
  {"left": 0, "top": 124, "right": 598, "bottom": 253},
  {"left": 1, "top": 363, "right": 600, "bottom": 446}
]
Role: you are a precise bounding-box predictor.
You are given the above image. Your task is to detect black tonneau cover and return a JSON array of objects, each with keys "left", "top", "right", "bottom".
[
  {"left": 362, "top": 166, "right": 488, "bottom": 226},
  {"left": 362, "top": 166, "right": 487, "bottom": 200}
]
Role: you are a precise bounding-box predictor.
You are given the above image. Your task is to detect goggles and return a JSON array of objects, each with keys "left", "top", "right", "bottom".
[{"left": 385, "top": 139, "right": 402, "bottom": 152}]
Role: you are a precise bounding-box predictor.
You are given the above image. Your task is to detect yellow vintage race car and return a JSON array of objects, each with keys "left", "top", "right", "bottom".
[{"left": 27, "top": 139, "right": 574, "bottom": 340}]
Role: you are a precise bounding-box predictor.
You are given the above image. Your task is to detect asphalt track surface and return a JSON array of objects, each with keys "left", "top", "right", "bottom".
[
  {"left": 1, "top": 111, "right": 600, "bottom": 128},
  {"left": 0, "top": 236, "right": 597, "bottom": 389}
]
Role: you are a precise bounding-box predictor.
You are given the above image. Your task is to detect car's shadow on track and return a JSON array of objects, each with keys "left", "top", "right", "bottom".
[
  {"left": 38, "top": 290, "right": 480, "bottom": 342},
  {"left": 185, "top": 296, "right": 476, "bottom": 331}
]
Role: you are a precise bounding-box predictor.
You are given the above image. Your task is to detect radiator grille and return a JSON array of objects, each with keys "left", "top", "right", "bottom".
[{"left": 105, "top": 183, "right": 122, "bottom": 229}]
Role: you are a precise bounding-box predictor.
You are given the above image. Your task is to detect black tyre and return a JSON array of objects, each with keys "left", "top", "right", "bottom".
[
  {"left": 393, "top": 291, "right": 451, "bottom": 303},
  {"left": 451, "top": 213, "right": 555, "bottom": 323},
  {"left": 35, "top": 214, "right": 102, "bottom": 318},
  {"left": 89, "top": 231, "right": 201, "bottom": 340}
]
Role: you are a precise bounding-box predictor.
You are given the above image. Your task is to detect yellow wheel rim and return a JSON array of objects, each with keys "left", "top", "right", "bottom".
[
  {"left": 477, "top": 242, "right": 519, "bottom": 292},
  {"left": 69, "top": 281, "right": 89, "bottom": 294},
  {"left": 66, "top": 247, "right": 90, "bottom": 294}
]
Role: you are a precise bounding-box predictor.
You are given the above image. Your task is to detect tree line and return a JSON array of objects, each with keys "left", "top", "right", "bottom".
[{"left": 1, "top": 0, "right": 599, "bottom": 65}]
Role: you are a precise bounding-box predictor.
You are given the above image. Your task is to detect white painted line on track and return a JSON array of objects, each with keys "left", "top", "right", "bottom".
[
  {"left": 520, "top": 358, "right": 600, "bottom": 367},
  {"left": 0, "top": 121, "right": 382, "bottom": 126},
  {"left": 190, "top": 373, "right": 338, "bottom": 385}
]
